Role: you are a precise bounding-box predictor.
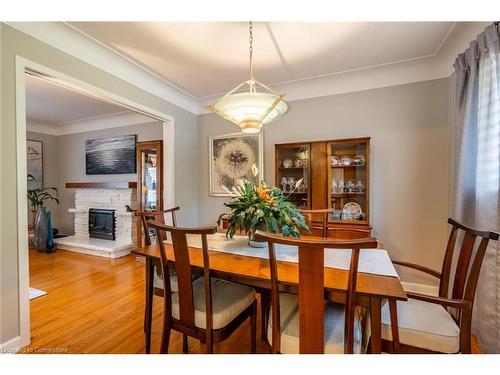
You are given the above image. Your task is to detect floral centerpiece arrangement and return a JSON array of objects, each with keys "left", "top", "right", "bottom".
[{"left": 218, "top": 165, "right": 309, "bottom": 247}]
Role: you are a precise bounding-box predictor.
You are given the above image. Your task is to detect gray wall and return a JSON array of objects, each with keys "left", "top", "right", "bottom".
[
  {"left": 0, "top": 24, "right": 198, "bottom": 345},
  {"left": 57, "top": 122, "right": 163, "bottom": 234},
  {"left": 198, "top": 79, "right": 450, "bottom": 283},
  {"left": 27, "top": 120, "right": 200, "bottom": 235},
  {"left": 26, "top": 130, "right": 60, "bottom": 228}
]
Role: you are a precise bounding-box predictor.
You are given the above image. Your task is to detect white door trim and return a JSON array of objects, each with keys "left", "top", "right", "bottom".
[{"left": 14, "top": 55, "right": 176, "bottom": 350}]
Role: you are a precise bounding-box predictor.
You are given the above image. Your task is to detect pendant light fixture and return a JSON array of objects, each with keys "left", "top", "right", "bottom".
[{"left": 207, "top": 22, "right": 290, "bottom": 134}]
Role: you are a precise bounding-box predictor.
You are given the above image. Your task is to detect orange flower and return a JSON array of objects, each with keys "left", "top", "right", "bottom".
[{"left": 255, "top": 186, "right": 275, "bottom": 204}]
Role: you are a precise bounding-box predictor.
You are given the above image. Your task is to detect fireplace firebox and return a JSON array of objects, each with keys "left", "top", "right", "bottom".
[{"left": 89, "top": 208, "right": 116, "bottom": 240}]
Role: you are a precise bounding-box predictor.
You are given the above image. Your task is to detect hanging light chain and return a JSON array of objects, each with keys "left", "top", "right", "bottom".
[
  {"left": 249, "top": 21, "right": 253, "bottom": 80},
  {"left": 249, "top": 21, "right": 256, "bottom": 92}
]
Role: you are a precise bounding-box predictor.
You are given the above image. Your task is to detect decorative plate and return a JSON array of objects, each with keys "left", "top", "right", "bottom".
[
  {"left": 339, "top": 156, "right": 353, "bottom": 166},
  {"left": 353, "top": 154, "right": 366, "bottom": 166},
  {"left": 331, "top": 156, "right": 340, "bottom": 167},
  {"left": 343, "top": 202, "right": 363, "bottom": 220},
  {"left": 282, "top": 158, "right": 293, "bottom": 168}
]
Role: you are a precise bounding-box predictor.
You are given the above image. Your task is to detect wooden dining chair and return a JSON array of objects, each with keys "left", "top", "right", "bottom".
[
  {"left": 136, "top": 206, "right": 180, "bottom": 246},
  {"left": 148, "top": 220, "right": 258, "bottom": 354},
  {"left": 136, "top": 207, "right": 181, "bottom": 292},
  {"left": 136, "top": 207, "right": 183, "bottom": 352},
  {"left": 254, "top": 231, "right": 378, "bottom": 354},
  {"left": 381, "top": 218, "right": 499, "bottom": 353},
  {"left": 299, "top": 208, "right": 335, "bottom": 237}
]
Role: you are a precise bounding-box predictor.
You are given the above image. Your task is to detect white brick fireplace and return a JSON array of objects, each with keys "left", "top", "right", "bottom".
[{"left": 55, "top": 185, "right": 137, "bottom": 258}]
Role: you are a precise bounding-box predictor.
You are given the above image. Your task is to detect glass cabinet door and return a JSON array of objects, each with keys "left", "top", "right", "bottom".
[
  {"left": 327, "top": 141, "right": 368, "bottom": 224},
  {"left": 140, "top": 149, "right": 158, "bottom": 211},
  {"left": 136, "top": 140, "right": 163, "bottom": 248},
  {"left": 275, "top": 144, "right": 311, "bottom": 209}
]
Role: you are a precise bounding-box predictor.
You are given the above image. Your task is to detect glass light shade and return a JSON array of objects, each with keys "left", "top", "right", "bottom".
[{"left": 208, "top": 91, "right": 290, "bottom": 133}]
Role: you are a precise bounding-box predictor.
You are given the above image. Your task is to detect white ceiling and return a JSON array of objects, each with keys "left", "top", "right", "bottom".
[
  {"left": 25, "top": 74, "right": 131, "bottom": 124},
  {"left": 68, "top": 22, "right": 454, "bottom": 98}
]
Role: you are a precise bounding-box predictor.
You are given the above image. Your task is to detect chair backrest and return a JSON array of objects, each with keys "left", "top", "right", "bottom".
[
  {"left": 147, "top": 220, "right": 217, "bottom": 331},
  {"left": 254, "top": 231, "right": 377, "bottom": 354},
  {"left": 136, "top": 206, "right": 180, "bottom": 246},
  {"left": 299, "top": 208, "right": 336, "bottom": 237},
  {"left": 439, "top": 218, "right": 499, "bottom": 318}
]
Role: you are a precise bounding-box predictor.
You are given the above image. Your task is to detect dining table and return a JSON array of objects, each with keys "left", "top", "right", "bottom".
[{"left": 132, "top": 232, "right": 407, "bottom": 354}]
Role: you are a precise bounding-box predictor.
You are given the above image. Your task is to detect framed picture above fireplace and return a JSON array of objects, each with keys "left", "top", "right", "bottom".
[{"left": 86, "top": 134, "right": 137, "bottom": 175}]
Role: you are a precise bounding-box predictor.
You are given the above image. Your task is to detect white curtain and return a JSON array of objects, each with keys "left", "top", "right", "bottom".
[{"left": 453, "top": 23, "right": 500, "bottom": 353}]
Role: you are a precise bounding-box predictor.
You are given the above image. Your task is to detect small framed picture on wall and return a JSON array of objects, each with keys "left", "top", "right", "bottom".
[{"left": 27, "top": 139, "right": 43, "bottom": 189}]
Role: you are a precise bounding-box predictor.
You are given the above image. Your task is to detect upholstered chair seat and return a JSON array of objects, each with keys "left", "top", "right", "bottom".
[
  {"left": 153, "top": 265, "right": 178, "bottom": 292},
  {"left": 267, "top": 293, "right": 370, "bottom": 354},
  {"left": 381, "top": 297, "right": 460, "bottom": 353},
  {"left": 171, "top": 277, "right": 256, "bottom": 330}
]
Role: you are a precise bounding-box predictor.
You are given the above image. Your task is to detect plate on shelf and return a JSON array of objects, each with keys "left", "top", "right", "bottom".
[
  {"left": 342, "top": 202, "right": 363, "bottom": 220},
  {"left": 339, "top": 156, "right": 353, "bottom": 166},
  {"left": 331, "top": 155, "right": 340, "bottom": 167},
  {"left": 282, "top": 158, "right": 293, "bottom": 168},
  {"left": 353, "top": 154, "right": 366, "bottom": 166}
]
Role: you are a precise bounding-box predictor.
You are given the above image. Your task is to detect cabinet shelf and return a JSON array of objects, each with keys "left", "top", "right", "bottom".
[
  {"left": 331, "top": 165, "right": 366, "bottom": 169},
  {"left": 331, "top": 192, "right": 366, "bottom": 197}
]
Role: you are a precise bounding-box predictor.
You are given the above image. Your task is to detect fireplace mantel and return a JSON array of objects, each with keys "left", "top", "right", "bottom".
[{"left": 65, "top": 182, "right": 137, "bottom": 189}]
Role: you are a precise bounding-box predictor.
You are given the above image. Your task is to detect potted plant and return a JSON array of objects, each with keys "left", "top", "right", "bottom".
[
  {"left": 218, "top": 165, "right": 309, "bottom": 247},
  {"left": 27, "top": 181, "right": 59, "bottom": 252}
]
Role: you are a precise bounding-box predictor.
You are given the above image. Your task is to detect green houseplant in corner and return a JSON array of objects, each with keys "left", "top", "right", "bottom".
[{"left": 218, "top": 165, "right": 309, "bottom": 247}]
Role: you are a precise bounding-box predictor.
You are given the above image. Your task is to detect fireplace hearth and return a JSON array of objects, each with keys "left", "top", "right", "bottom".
[{"left": 89, "top": 208, "right": 116, "bottom": 240}]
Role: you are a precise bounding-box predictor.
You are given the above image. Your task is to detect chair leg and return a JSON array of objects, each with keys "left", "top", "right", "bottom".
[
  {"left": 160, "top": 312, "right": 171, "bottom": 354},
  {"left": 205, "top": 330, "right": 214, "bottom": 354},
  {"left": 388, "top": 299, "right": 401, "bottom": 353},
  {"left": 250, "top": 300, "right": 257, "bottom": 353},
  {"left": 144, "top": 258, "right": 154, "bottom": 354},
  {"left": 182, "top": 334, "right": 189, "bottom": 354},
  {"left": 260, "top": 290, "right": 270, "bottom": 340}
]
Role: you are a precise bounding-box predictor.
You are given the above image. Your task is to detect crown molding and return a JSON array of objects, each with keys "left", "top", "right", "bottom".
[
  {"left": 197, "top": 54, "right": 449, "bottom": 113},
  {"left": 5, "top": 22, "right": 199, "bottom": 114},
  {"left": 27, "top": 111, "right": 158, "bottom": 136},
  {"left": 26, "top": 120, "right": 60, "bottom": 136}
]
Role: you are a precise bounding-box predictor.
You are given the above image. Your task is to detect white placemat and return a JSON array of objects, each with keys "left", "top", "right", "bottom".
[{"left": 166, "top": 232, "right": 399, "bottom": 278}]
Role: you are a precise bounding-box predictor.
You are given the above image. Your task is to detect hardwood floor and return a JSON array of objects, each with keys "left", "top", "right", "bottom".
[
  {"left": 24, "top": 248, "right": 483, "bottom": 354},
  {"left": 24, "top": 248, "right": 268, "bottom": 354}
]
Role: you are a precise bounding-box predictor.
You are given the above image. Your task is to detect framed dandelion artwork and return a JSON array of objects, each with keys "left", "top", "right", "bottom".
[{"left": 209, "top": 132, "right": 264, "bottom": 197}]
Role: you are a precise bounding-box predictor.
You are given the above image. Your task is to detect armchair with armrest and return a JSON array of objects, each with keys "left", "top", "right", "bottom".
[{"left": 382, "top": 218, "right": 499, "bottom": 353}]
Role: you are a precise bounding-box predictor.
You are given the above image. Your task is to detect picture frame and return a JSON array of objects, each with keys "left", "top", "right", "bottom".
[
  {"left": 86, "top": 134, "right": 137, "bottom": 175},
  {"left": 209, "top": 132, "right": 264, "bottom": 197},
  {"left": 27, "top": 139, "right": 43, "bottom": 190}
]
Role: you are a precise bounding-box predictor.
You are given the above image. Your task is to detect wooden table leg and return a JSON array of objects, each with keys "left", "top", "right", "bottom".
[
  {"left": 260, "top": 290, "right": 270, "bottom": 340},
  {"left": 369, "top": 297, "right": 382, "bottom": 354},
  {"left": 144, "top": 257, "right": 154, "bottom": 354},
  {"left": 388, "top": 299, "right": 401, "bottom": 353}
]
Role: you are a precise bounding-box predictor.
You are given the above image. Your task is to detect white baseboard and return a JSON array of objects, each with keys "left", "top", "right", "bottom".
[{"left": 0, "top": 335, "right": 26, "bottom": 354}]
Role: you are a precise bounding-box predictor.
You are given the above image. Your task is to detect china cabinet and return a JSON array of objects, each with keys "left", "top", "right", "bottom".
[
  {"left": 275, "top": 137, "right": 371, "bottom": 238},
  {"left": 136, "top": 140, "right": 163, "bottom": 246}
]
